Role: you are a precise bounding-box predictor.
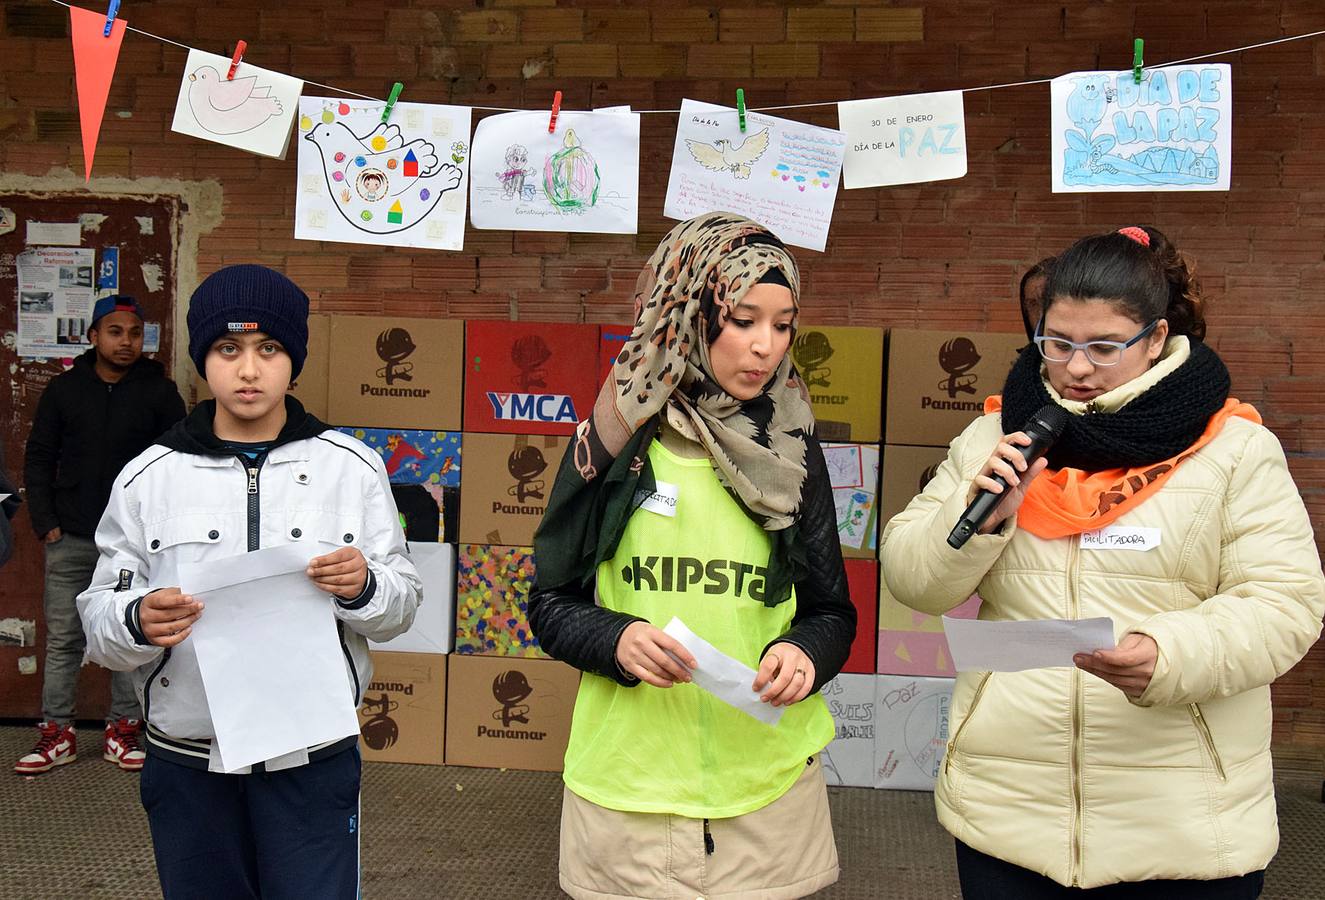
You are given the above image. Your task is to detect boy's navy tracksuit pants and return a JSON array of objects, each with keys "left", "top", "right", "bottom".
[{"left": 140, "top": 746, "right": 362, "bottom": 899}]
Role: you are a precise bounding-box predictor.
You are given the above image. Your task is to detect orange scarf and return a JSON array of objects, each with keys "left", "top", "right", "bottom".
[{"left": 982, "top": 395, "right": 1261, "bottom": 539}]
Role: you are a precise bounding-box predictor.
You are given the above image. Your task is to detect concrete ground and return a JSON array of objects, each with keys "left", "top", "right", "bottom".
[{"left": 1, "top": 724, "right": 1321, "bottom": 898}]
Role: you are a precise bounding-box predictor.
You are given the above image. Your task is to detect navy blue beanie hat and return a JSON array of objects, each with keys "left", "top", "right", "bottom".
[{"left": 188, "top": 265, "right": 309, "bottom": 378}]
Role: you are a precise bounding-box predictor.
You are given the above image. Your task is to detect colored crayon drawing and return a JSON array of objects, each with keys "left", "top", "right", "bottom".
[{"left": 455, "top": 545, "right": 546, "bottom": 658}]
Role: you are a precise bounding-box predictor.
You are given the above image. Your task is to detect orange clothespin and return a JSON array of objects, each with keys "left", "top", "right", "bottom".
[
  {"left": 548, "top": 90, "right": 562, "bottom": 134},
  {"left": 227, "top": 40, "right": 247, "bottom": 80}
]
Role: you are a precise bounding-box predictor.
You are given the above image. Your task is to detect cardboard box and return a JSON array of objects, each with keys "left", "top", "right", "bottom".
[
  {"left": 824, "top": 443, "right": 880, "bottom": 560},
  {"left": 193, "top": 314, "right": 330, "bottom": 420},
  {"left": 877, "top": 587, "right": 981, "bottom": 677},
  {"left": 463, "top": 320, "right": 599, "bottom": 435},
  {"left": 877, "top": 444, "right": 948, "bottom": 538},
  {"left": 842, "top": 559, "right": 879, "bottom": 674},
  {"left": 444, "top": 653, "right": 581, "bottom": 772},
  {"left": 455, "top": 544, "right": 545, "bottom": 658},
  {"left": 337, "top": 428, "right": 462, "bottom": 542},
  {"left": 328, "top": 316, "right": 464, "bottom": 430},
  {"left": 792, "top": 325, "right": 884, "bottom": 442},
  {"left": 818, "top": 674, "right": 878, "bottom": 788},
  {"left": 874, "top": 674, "right": 953, "bottom": 791},
  {"left": 459, "top": 433, "right": 568, "bottom": 546},
  {"left": 371, "top": 543, "right": 456, "bottom": 655},
  {"left": 884, "top": 329, "right": 1025, "bottom": 447},
  {"left": 357, "top": 651, "right": 447, "bottom": 766},
  {"left": 598, "top": 323, "right": 633, "bottom": 387}
]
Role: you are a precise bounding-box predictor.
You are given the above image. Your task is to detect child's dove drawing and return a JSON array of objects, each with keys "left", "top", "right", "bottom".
[
  {"left": 296, "top": 97, "right": 472, "bottom": 250},
  {"left": 685, "top": 128, "right": 770, "bottom": 179},
  {"left": 187, "top": 66, "right": 283, "bottom": 135}
]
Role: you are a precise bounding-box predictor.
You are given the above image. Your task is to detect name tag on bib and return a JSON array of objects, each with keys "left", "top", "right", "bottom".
[
  {"left": 635, "top": 480, "right": 679, "bottom": 517},
  {"left": 1080, "top": 526, "right": 1161, "bottom": 552}
]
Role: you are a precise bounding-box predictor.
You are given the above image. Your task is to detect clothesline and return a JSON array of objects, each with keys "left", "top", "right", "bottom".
[{"left": 45, "top": 0, "right": 1325, "bottom": 114}]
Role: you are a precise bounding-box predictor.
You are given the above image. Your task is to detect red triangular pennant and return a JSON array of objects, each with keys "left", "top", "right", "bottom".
[{"left": 69, "top": 5, "right": 127, "bottom": 182}]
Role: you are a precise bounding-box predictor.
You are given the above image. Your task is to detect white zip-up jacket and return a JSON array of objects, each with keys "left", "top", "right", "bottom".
[{"left": 78, "top": 398, "right": 422, "bottom": 772}]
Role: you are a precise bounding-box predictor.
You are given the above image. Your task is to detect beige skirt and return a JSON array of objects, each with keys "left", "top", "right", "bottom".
[{"left": 559, "top": 755, "right": 840, "bottom": 900}]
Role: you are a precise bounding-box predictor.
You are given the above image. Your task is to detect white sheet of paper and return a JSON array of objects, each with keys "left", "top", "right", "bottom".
[
  {"left": 370, "top": 542, "right": 454, "bottom": 655},
  {"left": 664, "top": 99, "right": 846, "bottom": 252},
  {"left": 1051, "top": 64, "right": 1231, "bottom": 193},
  {"left": 838, "top": 90, "right": 967, "bottom": 188},
  {"left": 181, "top": 544, "right": 361, "bottom": 773},
  {"left": 25, "top": 222, "right": 82, "bottom": 246},
  {"left": 470, "top": 109, "right": 640, "bottom": 234},
  {"left": 942, "top": 616, "right": 1115, "bottom": 672},
  {"left": 662, "top": 617, "right": 784, "bottom": 727},
  {"left": 170, "top": 49, "right": 303, "bottom": 159},
  {"left": 296, "top": 97, "right": 471, "bottom": 250}
]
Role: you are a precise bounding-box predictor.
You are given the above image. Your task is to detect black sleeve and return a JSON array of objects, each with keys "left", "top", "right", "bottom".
[
  {"left": 23, "top": 382, "right": 62, "bottom": 537},
  {"left": 155, "top": 382, "right": 186, "bottom": 439},
  {"left": 765, "top": 434, "right": 857, "bottom": 693},
  {"left": 528, "top": 576, "right": 646, "bottom": 687}
]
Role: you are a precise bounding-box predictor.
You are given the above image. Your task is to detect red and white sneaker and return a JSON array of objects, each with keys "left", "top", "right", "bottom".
[
  {"left": 14, "top": 721, "right": 77, "bottom": 775},
  {"left": 103, "top": 718, "right": 146, "bottom": 772}
]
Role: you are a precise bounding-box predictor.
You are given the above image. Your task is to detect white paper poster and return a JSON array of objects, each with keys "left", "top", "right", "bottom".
[
  {"left": 874, "top": 675, "right": 953, "bottom": 791},
  {"left": 837, "top": 90, "right": 967, "bottom": 188},
  {"left": 1051, "top": 64, "right": 1231, "bottom": 193},
  {"left": 470, "top": 110, "right": 640, "bottom": 234},
  {"left": 295, "top": 97, "right": 471, "bottom": 250},
  {"left": 819, "top": 674, "right": 877, "bottom": 787},
  {"left": 664, "top": 99, "right": 846, "bottom": 252},
  {"left": 823, "top": 443, "right": 880, "bottom": 552},
  {"left": 171, "top": 49, "right": 304, "bottom": 160},
  {"left": 16, "top": 247, "right": 95, "bottom": 358},
  {"left": 370, "top": 542, "right": 455, "bottom": 655}
]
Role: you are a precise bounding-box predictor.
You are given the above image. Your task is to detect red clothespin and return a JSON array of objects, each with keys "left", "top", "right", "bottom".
[
  {"left": 548, "top": 90, "right": 562, "bottom": 134},
  {"left": 227, "top": 40, "right": 247, "bottom": 80},
  {"left": 103, "top": 0, "right": 121, "bottom": 37}
]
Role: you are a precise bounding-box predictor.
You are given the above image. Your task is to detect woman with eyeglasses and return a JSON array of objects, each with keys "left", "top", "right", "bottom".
[{"left": 880, "top": 226, "right": 1324, "bottom": 898}]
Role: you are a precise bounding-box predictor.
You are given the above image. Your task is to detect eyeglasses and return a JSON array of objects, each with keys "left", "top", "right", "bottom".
[{"left": 1033, "top": 318, "right": 1159, "bottom": 367}]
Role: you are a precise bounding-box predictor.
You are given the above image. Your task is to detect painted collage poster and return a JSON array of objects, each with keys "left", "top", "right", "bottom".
[
  {"left": 1050, "top": 64, "right": 1231, "bottom": 193},
  {"left": 469, "top": 109, "right": 640, "bottom": 234},
  {"left": 295, "top": 97, "right": 472, "bottom": 250}
]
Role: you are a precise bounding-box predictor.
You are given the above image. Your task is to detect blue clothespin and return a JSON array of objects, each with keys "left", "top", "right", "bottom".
[
  {"left": 1132, "top": 38, "right": 1144, "bottom": 85},
  {"left": 736, "top": 88, "right": 747, "bottom": 133},
  {"left": 103, "top": 0, "right": 121, "bottom": 37},
  {"left": 381, "top": 82, "right": 403, "bottom": 124}
]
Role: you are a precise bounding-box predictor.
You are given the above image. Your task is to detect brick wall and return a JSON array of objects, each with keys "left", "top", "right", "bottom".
[{"left": 2, "top": 0, "right": 1324, "bottom": 761}]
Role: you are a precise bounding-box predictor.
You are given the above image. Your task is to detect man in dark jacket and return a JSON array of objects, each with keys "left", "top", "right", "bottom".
[{"left": 17, "top": 295, "right": 185, "bottom": 775}]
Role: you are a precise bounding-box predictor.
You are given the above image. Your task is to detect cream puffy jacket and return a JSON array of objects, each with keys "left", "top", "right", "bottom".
[{"left": 880, "top": 338, "right": 1325, "bottom": 888}]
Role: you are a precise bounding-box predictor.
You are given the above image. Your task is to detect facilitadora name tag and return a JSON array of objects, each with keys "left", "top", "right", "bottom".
[
  {"left": 635, "top": 480, "right": 679, "bottom": 517},
  {"left": 1080, "top": 526, "right": 1161, "bottom": 552}
]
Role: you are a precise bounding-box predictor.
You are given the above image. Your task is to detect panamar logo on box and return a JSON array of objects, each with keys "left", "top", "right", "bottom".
[
  {"left": 362, "top": 327, "right": 432, "bottom": 398},
  {"left": 920, "top": 337, "right": 984, "bottom": 412},
  {"left": 493, "top": 445, "right": 547, "bottom": 516},
  {"left": 479, "top": 670, "right": 548, "bottom": 741},
  {"left": 360, "top": 683, "right": 408, "bottom": 751},
  {"left": 793, "top": 331, "right": 849, "bottom": 406}
]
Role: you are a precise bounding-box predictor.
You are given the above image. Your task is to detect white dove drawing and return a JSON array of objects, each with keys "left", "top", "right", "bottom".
[
  {"left": 304, "top": 119, "right": 465, "bottom": 235},
  {"left": 186, "top": 66, "right": 283, "bottom": 135},
  {"left": 685, "top": 128, "right": 771, "bottom": 179}
]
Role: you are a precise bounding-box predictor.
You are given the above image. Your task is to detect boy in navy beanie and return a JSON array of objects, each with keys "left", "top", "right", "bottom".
[{"left": 77, "top": 264, "right": 420, "bottom": 898}]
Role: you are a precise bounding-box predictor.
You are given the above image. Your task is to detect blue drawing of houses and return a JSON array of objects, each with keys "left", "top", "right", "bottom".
[{"left": 1062, "top": 127, "right": 1220, "bottom": 188}]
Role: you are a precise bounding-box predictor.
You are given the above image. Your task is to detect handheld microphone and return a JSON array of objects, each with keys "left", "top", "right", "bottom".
[{"left": 946, "top": 403, "right": 1070, "bottom": 549}]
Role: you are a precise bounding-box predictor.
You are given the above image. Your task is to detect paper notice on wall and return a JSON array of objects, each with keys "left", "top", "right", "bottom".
[
  {"left": 25, "top": 222, "right": 82, "bottom": 246},
  {"left": 16, "top": 247, "right": 95, "bottom": 358},
  {"left": 1050, "top": 64, "right": 1231, "bottom": 192},
  {"left": 664, "top": 99, "right": 846, "bottom": 252},
  {"left": 837, "top": 91, "right": 967, "bottom": 188}
]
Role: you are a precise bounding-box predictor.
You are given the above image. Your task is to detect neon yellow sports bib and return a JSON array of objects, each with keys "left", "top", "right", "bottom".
[{"left": 561, "top": 440, "right": 834, "bottom": 818}]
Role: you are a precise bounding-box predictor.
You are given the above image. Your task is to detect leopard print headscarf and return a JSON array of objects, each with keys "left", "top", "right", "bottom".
[{"left": 535, "top": 212, "right": 814, "bottom": 604}]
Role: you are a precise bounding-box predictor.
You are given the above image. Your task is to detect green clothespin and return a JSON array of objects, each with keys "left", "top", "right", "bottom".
[
  {"left": 736, "top": 88, "right": 747, "bottom": 133},
  {"left": 381, "top": 82, "right": 404, "bottom": 124},
  {"left": 1132, "top": 38, "right": 1144, "bottom": 85}
]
